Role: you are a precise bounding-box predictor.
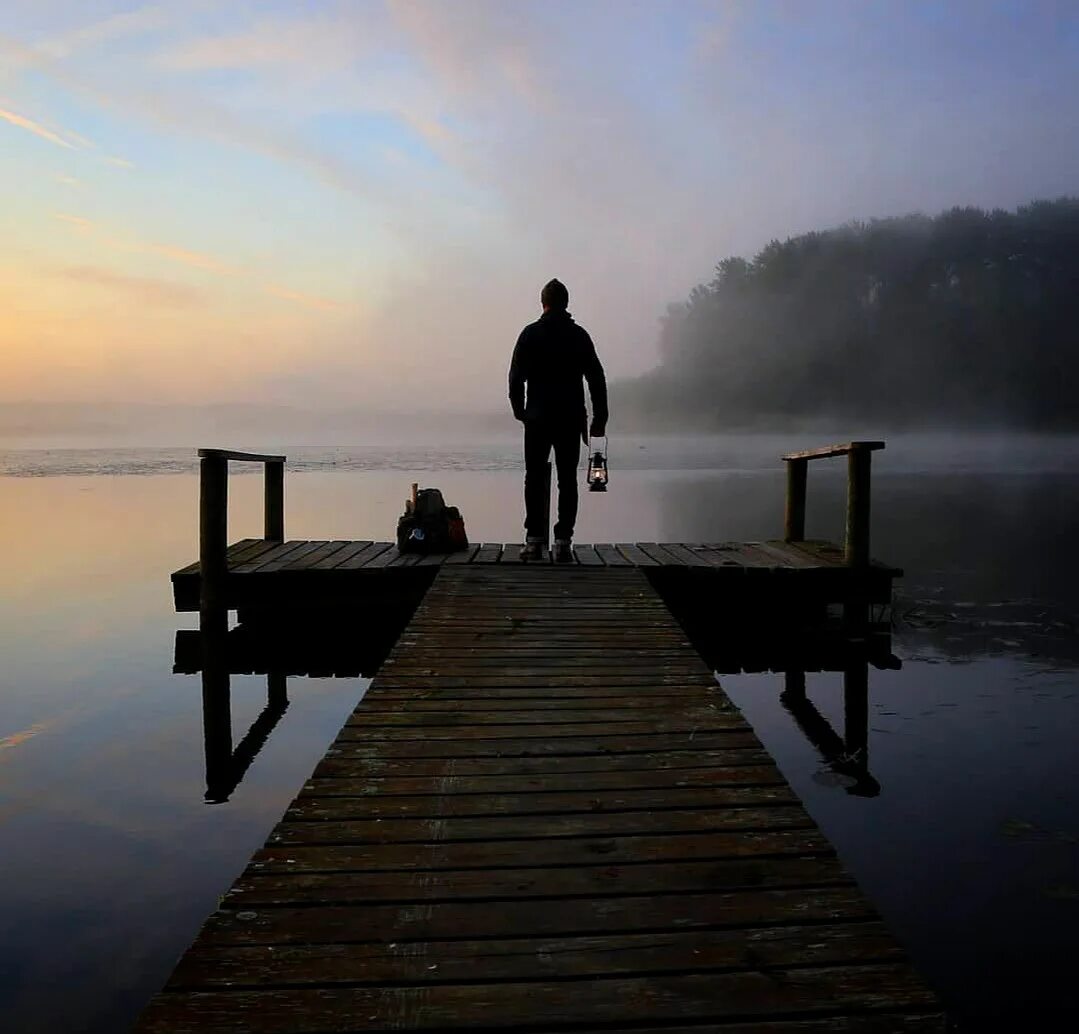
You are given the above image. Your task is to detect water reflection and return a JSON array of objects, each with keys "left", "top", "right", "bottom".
[
  {"left": 176, "top": 591, "right": 424, "bottom": 802},
  {"left": 179, "top": 580, "right": 900, "bottom": 808}
]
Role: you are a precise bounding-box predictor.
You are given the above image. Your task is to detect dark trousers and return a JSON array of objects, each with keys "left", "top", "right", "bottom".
[{"left": 524, "top": 420, "right": 581, "bottom": 541}]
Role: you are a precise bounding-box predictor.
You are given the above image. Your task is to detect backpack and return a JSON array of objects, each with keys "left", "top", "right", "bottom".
[{"left": 397, "top": 487, "right": 469, "bottom": 553}]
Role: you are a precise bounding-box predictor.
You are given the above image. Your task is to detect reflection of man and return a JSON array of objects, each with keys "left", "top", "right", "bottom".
[{"left": 508, "top": 278, "right": 608, "bottom": 563}]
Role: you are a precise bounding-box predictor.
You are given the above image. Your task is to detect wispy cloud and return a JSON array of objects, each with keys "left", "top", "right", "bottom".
[
  {"left": 105, "top": 155, "right": 134, "bottom": 169},
  {"left": 0, "top": 721, "right": 49, "bottom": 755},
  {"left": 53, "top": 211, "right": 236, "bottom": 276},
  {"left": 50, "top": 211, "right": 343, "bottom": 312},
  {"left": 53, "top": 173, "right": 81, "bottom": 186},
  {"left": 145, "top": 243, "right": 238, "bottom": 277},
  {"left": 0, "top": 104, "right": 76, "bottom": 148},
  {"left": 53, "top": 211, "right": 95, "bottom": 229},
  {"left": 34, "top": 4, "right": 182, "bottom": 60},
  {"left": 265, "top": 284, "right": 342, "bottom": 312},
  {"left": 52, "top": 265, "right": 205, "bottom": 307}
]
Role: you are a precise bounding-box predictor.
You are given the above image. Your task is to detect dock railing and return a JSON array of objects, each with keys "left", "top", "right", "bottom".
[
  {"left": 782, "top": 441, "right": 884, "bottom": 567},
  {"left": 199, "top": 448, "right": 286, "bottom": 614}
]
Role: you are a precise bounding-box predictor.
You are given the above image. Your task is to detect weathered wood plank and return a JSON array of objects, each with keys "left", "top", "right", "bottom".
[
  {"left": 339, "top": 717, "right": 749, "bottom": 738},
  {"left": 196, "top": 885, "right": 874, "bottom": 945},
  {"left": 269, "top": 805, "right": 815, "bottom": 846},
  {"left": 326, "top": 731, "right": 763, "bottom": 759},
  {"left": 615, "top": 542, "right": 659, "bottom": 565},
  {"left": 442, "top": 543, "right": 480, "bottom": 564},
  {"left": 302, "top": 764, "right": 789, "bottom": 794},
  {"left": 257, "top": 540, "right": 327, "bottom": 573},
  {"left": 333, "top": 541, "right": 393, "bottom": 570},
  {"left": 227, "top": 854, "right": 847, "bottom": 907},
  {"left": 166, "top": 921, "right": 908, "bottom": 989},
  {"left": 282, "top": 540, "right": 351, "bottom": 570},
  {"left": 594, "top": 543, "right": 632, "bottom": 566},
  {"left": 339, "top": 704, "right": 725, "bottom": 724},
  {"left": 284, "top": 785, "right": 797, "bottom": 822},
  {"left": 138, "top": 963, "right": 938, "bottom": 1031},
  {"left": 309, "top": 539, "right": 372, "bottom": 570},
  {"left": 573, "top": 543, "right": 605, "bottom": 565},
  {"left": 470, "top": 542, "right": 504, "bottom": 564},
  {"left": 230, "top": 540, "right": 310, "bottom": 574},
  {"left": 252, "top": 827, "right": 836, "bottom": 873}
]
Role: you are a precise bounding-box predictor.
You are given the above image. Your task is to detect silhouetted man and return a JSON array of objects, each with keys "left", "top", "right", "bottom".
[{"left": 509, "top": 278, "right": 608, "bottom": 562}]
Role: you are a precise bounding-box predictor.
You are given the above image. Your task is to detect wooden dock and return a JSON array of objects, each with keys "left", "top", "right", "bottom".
[
  {"left": 138, "top": 564, "right": 944, "bottom": 1032},
  {"left": 135, "top": 440, "right": 946, "bottom": 1029},
  {"left": 171, "top": 536, "right": 900, "bottom": 613}
]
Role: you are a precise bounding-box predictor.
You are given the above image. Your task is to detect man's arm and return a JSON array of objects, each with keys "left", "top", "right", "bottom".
[
  {"left": 508, "top": 329, "right": 528, "bottom": 421},
  {"left": 582, "top": 331, "right": 608, "bottom": 436}
]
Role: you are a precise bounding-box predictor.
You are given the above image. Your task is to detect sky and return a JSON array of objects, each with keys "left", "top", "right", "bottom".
[{"left": 2, "top": 0, "right": 1077, "bottom": 416}]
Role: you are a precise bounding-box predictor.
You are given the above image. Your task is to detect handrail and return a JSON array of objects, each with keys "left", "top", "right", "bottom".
[
  {"left": 781, "top": 441, "right": 884, "bottom": 462},
  {"left": 198, "top": 448, "right": 286, "bottom": 463},
  {"left": 199, "top": 448, "right": 286, "bottom": 614},
  {"left": 782, "top": 440, "right": 884, "bottom": 568}
]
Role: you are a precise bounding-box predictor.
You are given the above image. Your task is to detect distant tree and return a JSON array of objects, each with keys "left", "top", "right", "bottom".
[{"left": 626, "top": 198, "right": 1079, "bottom": 429}]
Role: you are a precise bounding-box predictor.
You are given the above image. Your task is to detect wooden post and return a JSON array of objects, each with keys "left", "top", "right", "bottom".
[
  {"left": 264, "top": 460, "right": 285, "bottom": 541},
  {"left": 845, "top": 445, "right": 872, "bottom": 567},
  {"left": 784, "top": 459, "right": 807, "bottom": 542},
  {"left": 199, "top": 453, "right": 228, "bottom": 616}
]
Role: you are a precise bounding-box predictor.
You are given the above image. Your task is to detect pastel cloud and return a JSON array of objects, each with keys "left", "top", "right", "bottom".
[
  {"left": 144, "top": 243, "right": 238, "bottom": 277},
  {"left": 265, "top": 285, "right": 342, "bottom": 312},
  {"left": 0, "top": 104, "right": 76, "bottom": 148},
  {"left": 52, "top": 265, "right": 205, "bottom": 307}
]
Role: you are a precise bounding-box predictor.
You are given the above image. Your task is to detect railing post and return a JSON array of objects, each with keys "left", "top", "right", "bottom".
[
  {"left": 844, "top": 444, "right": 872, "bottom": 567},
  {"left": 784, "top": 458, "right": 807, "bottom": 542},
  {"left": 199, "top": 453, "right": 228, "bottom": 615},
  {"left": 265, "top": 460, "right": 285, "bottom": 541}
]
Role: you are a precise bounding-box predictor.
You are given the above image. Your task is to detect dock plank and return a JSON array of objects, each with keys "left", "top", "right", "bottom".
[{"left": 140, "top": 564, "right": 935, "bottom": 1032}]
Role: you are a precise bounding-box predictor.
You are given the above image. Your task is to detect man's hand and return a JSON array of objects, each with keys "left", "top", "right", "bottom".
[{"left": 589, "top": 420, "right": 606, "bottom": 439}]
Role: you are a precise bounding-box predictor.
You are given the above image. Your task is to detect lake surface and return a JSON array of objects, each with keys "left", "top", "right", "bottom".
[{"left": 1, "top": 433, "right": 1077, "bottom": 1031}]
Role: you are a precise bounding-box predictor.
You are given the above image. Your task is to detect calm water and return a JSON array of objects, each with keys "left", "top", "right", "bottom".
[{"left": 1, "top": 434, "right": 1077, "bottom": 1031}]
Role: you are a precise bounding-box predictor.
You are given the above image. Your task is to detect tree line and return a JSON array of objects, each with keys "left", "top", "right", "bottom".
[{"left": 619, "top": 198, "right": 1079, "bottom": 429}]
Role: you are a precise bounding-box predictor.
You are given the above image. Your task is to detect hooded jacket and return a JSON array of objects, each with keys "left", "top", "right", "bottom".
[{"left": 508, "top": 309, "right": 608, "bottom": 433}]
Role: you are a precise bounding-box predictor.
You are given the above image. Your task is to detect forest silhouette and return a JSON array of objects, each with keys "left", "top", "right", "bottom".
[{"left": 621, "top": 198, "right": 1079, "bottom": 430}]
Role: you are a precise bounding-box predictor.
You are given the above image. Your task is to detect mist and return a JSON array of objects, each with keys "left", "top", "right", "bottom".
[{"left": 2, "top": 1, "right": 1078, "bottom": 428}]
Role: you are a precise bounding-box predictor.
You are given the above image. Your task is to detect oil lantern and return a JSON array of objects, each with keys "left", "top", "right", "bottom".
[{"left": 587, "top": 438, "right": 609, "bottom": 492}]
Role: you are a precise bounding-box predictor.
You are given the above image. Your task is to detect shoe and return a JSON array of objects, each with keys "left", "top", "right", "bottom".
[
  {"left": 554, "top": 540, "right": 574, "bottom": 563},
  {"left": 519, "top": 540, "right": 543, "bottom": 562}
]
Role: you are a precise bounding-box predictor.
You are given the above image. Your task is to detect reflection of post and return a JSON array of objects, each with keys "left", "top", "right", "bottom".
[
  {"left": 784, "top": 670, "right": 806, "bottom": 701},
  {"left": 267, "top": 671, "right": 288, "bottom": 709},
  {"left": 200, "top": 611, "right": 233, "bottom": 803},
  {"left": 843, "top": 655, "right": 869, "bottom": 773}
]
